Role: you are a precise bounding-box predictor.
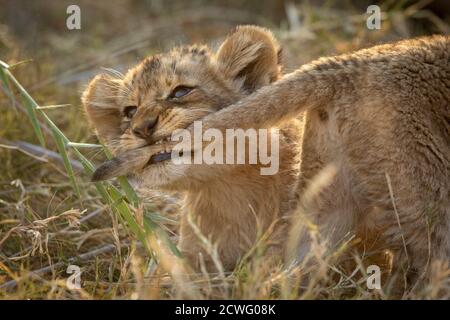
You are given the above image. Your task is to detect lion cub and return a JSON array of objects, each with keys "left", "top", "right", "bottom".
[
  {"left": 83, "top": 26, "right": 302, "bottom": 271},
  {"left": 84, "top": 26, "right": 449, "bottom": 288},
  {"left": 193, "top": 30, "right": 450, "bottom": 284}
]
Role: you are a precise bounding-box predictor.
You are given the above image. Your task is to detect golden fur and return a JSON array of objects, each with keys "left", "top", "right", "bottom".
[{"left": 83, "top": 26, "right": 449, "bottom": 288}]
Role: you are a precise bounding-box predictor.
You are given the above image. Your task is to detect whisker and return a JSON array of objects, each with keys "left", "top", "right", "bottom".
[{"left": 101, "top": 67, "right": 125, "bottom": 79}]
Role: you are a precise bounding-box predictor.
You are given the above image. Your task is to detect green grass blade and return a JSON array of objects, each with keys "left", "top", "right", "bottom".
[
  {"left": 144, "top": 216, "right": 182, "bottom": 258},
  {"left": 20, "top": 96, "right": 46, "bottom": 147},
  {"left": 102, "top": 145, "right": 140, "bottom": 206},
  {"left": 1, "top": 68, "right": 46, "bottom": 147},
  {"left": 8, "top": 59, "right": 33, "bottom": 69},
  {"left": 36, "top": 104, "right": 71, "bottom": 110},
  {"left": 0, "top": 59, "right": 9, "bottom": 69},
  {"left": 117, "top": 177, "right": 140, "bottom": 207},
  {"left": 107, "top": 186, "right": 148, "bottom": 247},
  {"left": 0, "top": 67, "right": 15, "bottom": 109},
  {"left": 67, "top": 142, "right": 102, "bottom": 148},
  {"left": 52, "top": 129, "right": 81, "bottom": 199},
  {"left": 2, "top": 67, "right": 67, "bottom": 144}
]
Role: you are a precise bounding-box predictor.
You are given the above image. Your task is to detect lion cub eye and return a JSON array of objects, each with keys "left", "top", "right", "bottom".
[
  {"left": 169, "top": 86, "right": 194, "bottom": 99},
  {"left": 123, "top": 106, "right": 137, "bottom": 119}
]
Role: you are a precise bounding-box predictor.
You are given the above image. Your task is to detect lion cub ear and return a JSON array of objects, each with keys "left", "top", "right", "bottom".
[
  {"left": 82, "top": 74, "right": 123, "bottom": 144},
  {"left": 216, "top": 25, "right": 281, "bottom": 92}
]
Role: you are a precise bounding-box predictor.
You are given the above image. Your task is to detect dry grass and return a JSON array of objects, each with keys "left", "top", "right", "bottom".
[{"left": 0, "top": 0, "right": 449, "bottom": 299}]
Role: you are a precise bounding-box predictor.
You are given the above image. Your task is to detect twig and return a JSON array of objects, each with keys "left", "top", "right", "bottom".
[
  {"left": 0, "top": 241, "right": 130, "bottom": 291},
  {"left": 0, "top": 139, "right": 83, "bottom": 172}
]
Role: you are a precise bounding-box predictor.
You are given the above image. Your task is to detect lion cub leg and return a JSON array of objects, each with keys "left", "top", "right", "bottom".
[
  {"left": 347, "top": 157, "right": 449, "bottom": 295},
  {"left": 375, "top": 195, "right": 450, "bottom": 296},
  {"left": 287, "top": 161, "right": 360, "bottom": 267}
]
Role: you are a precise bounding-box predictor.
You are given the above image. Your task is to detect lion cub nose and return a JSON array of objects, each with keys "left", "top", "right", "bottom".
[{"left": 132, "top": 117, "right": 158, "bottom": 140}]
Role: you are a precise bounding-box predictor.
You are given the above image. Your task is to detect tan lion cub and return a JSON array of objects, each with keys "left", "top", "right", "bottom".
[
  {"left": 84, "top": 26, "right": 449, "bottom": 288},
  {"left": 84, "top": 26, "right": 302, "bottom": 271}
]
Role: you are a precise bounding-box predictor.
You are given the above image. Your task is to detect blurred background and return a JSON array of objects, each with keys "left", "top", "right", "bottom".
[{"left": 0, "top": 0, "right": 449, "bottom": 299}]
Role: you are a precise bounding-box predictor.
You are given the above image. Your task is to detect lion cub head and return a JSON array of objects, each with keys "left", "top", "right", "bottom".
[{"left": 83, "top": 25, "right": 281, "bottom": 189}]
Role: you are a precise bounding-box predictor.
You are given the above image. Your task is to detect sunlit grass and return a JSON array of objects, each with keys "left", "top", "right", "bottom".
[{"left": 0, "top": 60, "right": 183, "bottom": 296}]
